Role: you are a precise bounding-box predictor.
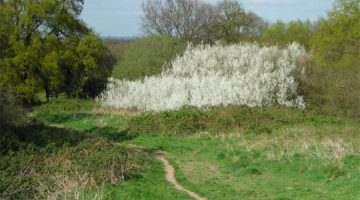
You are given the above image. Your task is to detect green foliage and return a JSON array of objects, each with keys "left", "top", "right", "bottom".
[
  {"left": 311, "top": 0, "right": 360, "bottom": 67},
  {"left": 112, "top": 34, "right": 186, "bottom": 81},
  {"left": 261, "top": 19, "right": 313, "bottom": 50},
  {"left": 0, "top": 0, "right": 116, "bottom": 103},
  {"left": 304, "top": 0, "right": 360, "bottom": 112},
  {"left": 74, "top": 33, "right": 117, "bottom": 98}
]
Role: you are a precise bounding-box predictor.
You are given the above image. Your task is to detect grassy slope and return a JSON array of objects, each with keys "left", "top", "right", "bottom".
[{"left": 33, "top": 98, "right": 360, "bottom": 200}]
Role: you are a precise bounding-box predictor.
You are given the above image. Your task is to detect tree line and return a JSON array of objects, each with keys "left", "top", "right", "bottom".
[{"left": 140, "top": 0, "right": 269, "bottom": 44}]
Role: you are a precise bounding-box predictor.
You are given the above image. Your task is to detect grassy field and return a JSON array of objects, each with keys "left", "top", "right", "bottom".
[{"left": 31, "top": 97, "right": 360, "bottom": 200}]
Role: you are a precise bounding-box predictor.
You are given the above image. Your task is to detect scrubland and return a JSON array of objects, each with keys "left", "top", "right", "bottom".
[{"left": 2, "top": 38, "right": 359, "bottom": 199}]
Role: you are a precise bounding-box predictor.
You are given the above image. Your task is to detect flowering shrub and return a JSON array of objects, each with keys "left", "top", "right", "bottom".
[{"left": 97, "top": 42, "right": 310, "bottom": 112}]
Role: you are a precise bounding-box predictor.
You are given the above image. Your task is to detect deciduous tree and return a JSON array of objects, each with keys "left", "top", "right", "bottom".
[
  {"left": 140, "top": 0, "right": 216, "bottom": 43},
  {"left": 0, "top": 0, "right": 114, "bottom": 103},
  {"left": 213, "top": 0, "right": 269, "bottom": 44},
  {"left": 311, "top": 0, "right": 360, "bottom": 68},
  {"left": 304, "top": 0, "right": 360, "bottom": 110}
]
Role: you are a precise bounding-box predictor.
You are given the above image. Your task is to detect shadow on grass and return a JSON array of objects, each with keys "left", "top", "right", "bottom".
[
  {"left": 88, "top": 126, "right": 139, "bottom": 142},
  {"left": 36, "top": 112, "right": 141, "bottom": 143},
  {"left": 40, "top": 112, "right": 89, "bottom": 124},
  {"left": 1, "top": 118, "right": 96, "bottom": 155}
]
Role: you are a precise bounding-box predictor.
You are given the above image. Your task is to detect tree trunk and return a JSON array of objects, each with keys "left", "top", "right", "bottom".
[{"left": 44, "top": 85, "right": 50, "bottom": 103}]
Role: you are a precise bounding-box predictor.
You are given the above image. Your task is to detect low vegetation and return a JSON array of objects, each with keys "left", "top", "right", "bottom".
[
  {"left": 30, "top": 98, "right": 360, "bottom": 199},
  {"left": 0, "top": 101, "right": 155, "bottom": 199}
]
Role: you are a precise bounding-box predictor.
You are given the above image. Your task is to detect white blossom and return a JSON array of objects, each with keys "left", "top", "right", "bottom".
[{"left": 96, "top": 42, "right": 309, "bottom": 112}]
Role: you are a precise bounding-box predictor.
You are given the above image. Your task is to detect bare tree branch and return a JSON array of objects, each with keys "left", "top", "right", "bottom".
[{"left": 140, "top": 0, "right": 216, "bottom": 43}]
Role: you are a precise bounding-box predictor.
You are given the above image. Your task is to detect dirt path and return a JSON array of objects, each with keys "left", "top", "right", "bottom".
[
  {"left": 25, "top": 108, "right": 34, "bottom": 117},
  {"left": 127, "top": 144, "right": 207, "bottom": 200}
]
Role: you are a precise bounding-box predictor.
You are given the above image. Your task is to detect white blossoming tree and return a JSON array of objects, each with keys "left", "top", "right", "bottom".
[{"left": 97, "top": 42, "right": 310, "bottom": 112}]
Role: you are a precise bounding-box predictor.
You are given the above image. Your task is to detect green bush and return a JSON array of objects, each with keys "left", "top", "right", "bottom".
[{"left": 112, "top": 34, "right": 186, "bottom": 81}]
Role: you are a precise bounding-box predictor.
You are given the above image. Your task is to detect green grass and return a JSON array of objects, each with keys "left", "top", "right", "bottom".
[
  {"left": 123, "top": 128, "right": 360, "bottom": 200},
  {"left": 97, "top": 160, "right": 193, "bottom": 200},
  {"left": 31, "top": 99, "right": 360, "bottom": 199}
]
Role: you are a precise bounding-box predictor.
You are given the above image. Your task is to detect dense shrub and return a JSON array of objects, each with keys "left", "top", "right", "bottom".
[
  {"left": 111, "top": 34, "right": 186, "bottom": 81},
  {"left": 98, "top": 42, "right": 310, "bottom": 111}
]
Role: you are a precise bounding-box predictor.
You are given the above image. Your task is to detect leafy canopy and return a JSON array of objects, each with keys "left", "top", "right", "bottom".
[
  {"left": 304, "top": 0, "right": 360, "bottom": 110},
  {"left": 261, "top": 19, "right": 313, "bottom": 50},
  {"left": 0, "top": 0, "right": 115, "bottom": 103},
  {"left": 311, "top": 0, "right": 360, "bottom": 69}
]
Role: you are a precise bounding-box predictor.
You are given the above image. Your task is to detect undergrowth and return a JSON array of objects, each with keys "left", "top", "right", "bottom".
[
  {"left": 34, "top": 98, "right": 99, "bottom": 114},
  {"left": 128, "top": 104, "right": 355, "bottom": 135},
  {"left": 0, "top": 102, "right": 154, "bottom": 200}
]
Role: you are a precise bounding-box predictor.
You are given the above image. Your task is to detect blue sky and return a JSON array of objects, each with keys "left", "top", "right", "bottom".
[{"left": 80, "top": 0, "right": 335, "bottom": 37}]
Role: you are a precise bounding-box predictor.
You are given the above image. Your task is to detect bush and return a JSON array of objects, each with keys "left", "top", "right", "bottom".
[
  {"left": 111, "top": 34, "right": 186, "bottom": 81},
  {"left": 99, "top": 42, "right": 310, "bottom": 112}
]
